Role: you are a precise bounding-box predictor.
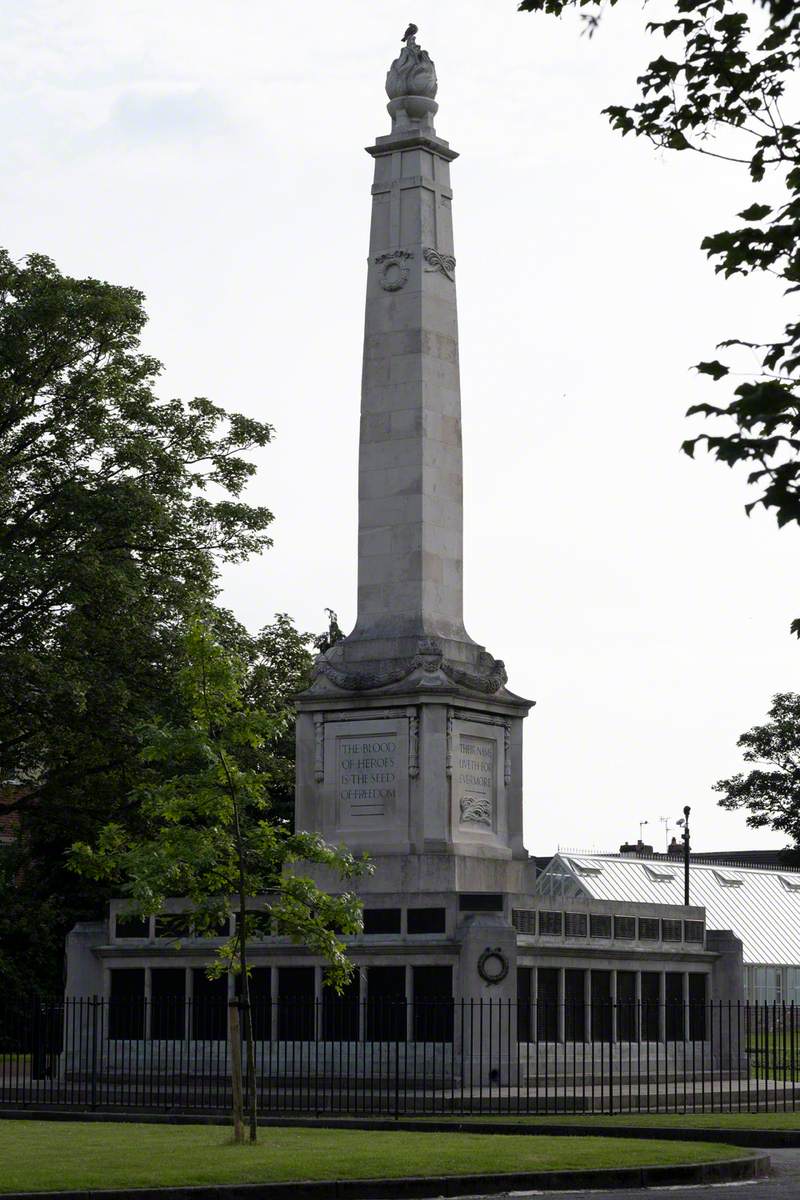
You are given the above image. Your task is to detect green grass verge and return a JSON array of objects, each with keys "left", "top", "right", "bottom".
[
  {"left": 539, "top": 1111, "right": 800, "bottom": 1130},
  {"left": 428, "top": 1111, "right": 800, "bottom": 1130},
  {"left": 0, "top": 1121, "right": 747, "bottom": 1192}
]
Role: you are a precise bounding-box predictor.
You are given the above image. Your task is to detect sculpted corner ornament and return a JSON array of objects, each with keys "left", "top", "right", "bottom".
[
  {"left": 478, "top": 947, "right": 509, "bottom": 985},
  {"left": 441, "top": 651, "right": 507, "bottom": 694},
  {"left": 309, "top": 638, "right": 507, "bottom": 696},
  {"left": 423, "top": 247, "right": 456, "bottom": 281},
  {"left": 374, "top": 250, "right": 413, "bottom": 292}
]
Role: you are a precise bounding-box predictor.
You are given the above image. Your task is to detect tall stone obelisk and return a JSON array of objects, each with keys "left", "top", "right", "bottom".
[{"left": 295, "top": 30, "right": 533, "bottom": 895}]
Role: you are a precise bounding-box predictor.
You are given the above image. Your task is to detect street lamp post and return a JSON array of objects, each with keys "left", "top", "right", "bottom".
[{"left": 681, "top": 805, "right": 691, "bottom": 904}]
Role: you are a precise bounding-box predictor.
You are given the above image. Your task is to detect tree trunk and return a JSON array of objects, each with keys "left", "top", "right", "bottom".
[
  {"left": 238, "top": 890, "right": 258, "bottom": 1143},
  {"left": 228, "top": 999, "right": 244, "bottom": 1144}
]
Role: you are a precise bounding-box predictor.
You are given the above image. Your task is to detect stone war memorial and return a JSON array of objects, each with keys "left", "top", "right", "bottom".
[{"left": 58, "top": 29, "right": 754, "bottom": 1111}]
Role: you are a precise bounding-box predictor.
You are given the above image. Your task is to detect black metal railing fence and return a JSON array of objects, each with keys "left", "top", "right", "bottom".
[{"left": 1, "top": 996, "right": 799, "bottom": 1115}]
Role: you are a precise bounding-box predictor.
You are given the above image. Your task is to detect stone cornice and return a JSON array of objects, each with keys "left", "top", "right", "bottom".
[
  {"left": 294, "top": 686, "right": 533, "bottom": 716},
  {"left": 365, "top": 133, "right": 458, "bottom": 161}
]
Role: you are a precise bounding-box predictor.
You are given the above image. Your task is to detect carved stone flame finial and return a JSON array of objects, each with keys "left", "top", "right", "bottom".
[
  {"left": 386, "top": 29, "right": 437, "bottom": 103},
  {"left": 385, "top": 23, "right": 438, "bottom": 135}
]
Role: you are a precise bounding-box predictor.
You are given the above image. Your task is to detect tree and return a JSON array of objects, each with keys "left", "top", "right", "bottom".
[
  {"left": 212, "top": 609, "right": 317, "bottom": 830},
  {"left": 0, "top": 249, "right": 274, "bottom": 996},
  {"left": 518, "top": 0, "right": 799, "bottom": 626},
  {"left": 70, "top": 619, "right": 370, "bottom": 1143},
  {"left": 715, "top": 692, "right": 800, "bottom": 844}
]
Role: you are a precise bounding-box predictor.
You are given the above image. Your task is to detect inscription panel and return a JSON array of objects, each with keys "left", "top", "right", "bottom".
[
  {"left": 324, "top": 716, "right": 410, "bottom": 849},
  {"left": 337, "top": 735, "right": 398, "bottom": 822},
  {"left": 457, "top": 734, "right": 495, "bottom": 830}
]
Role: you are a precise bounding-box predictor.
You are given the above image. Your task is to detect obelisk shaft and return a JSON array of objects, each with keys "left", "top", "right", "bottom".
[
  {"left": 345, "top": 81, "right": 472, "bottom": 667},
  {"left": 294, "top": 34, "right": 533, "bottom": 874}
]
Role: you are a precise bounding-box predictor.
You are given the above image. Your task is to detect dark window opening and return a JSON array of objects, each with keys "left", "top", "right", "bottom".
[
  {"left": 154, "top": 914, "right": 192, "bottom": 940},
  {"left": 278, "top": 967, "right": 315, "bottom": 1040},
  {"left": 662, "top": 919, "right": 683, "bottom": 943},
  {"left": 407, "top": 907, "right": 446, "bottom": 935},
  {"left": 322, "top": 974, "right": 360, "bottom": 1041},
  {"left": 684, "top": 920, "right": 704, "bottom": 944},
  {"left": 589, "top": 914, "right": 612, "bottom": 938},
  {"left": 537, "top": 967, "right": 559, "bottom": 1042},
  {"left": 565, "top": 968, "right": 586, "bottom": 1041},
  {"left": 641, "top": 972, "right": 660, "bottom": 1041},
  {"left": 413, "top": 965, "right": 453, "bottom": 1042},
  {"left": 244, "top": 967, "right": 272, "bottom": 1040},
  {"left": 614, "top": 915, "right": 636, "bottom": 940},
  {"left": 196, "top": 915, "right": 231, "bottom": 938},
  {"left": 191, "top": 970, "right": 227, "bottom": 1040},
  {"left": 617, "top": 971, "right": 637, "bottom": 1042},
  {"left": 150, "top": 968, "right": 186, "bottom": 1039},
  {"left": 591, "top": 970, "right": 612, "bottom": 1042},
  {"left": 665, "top": 972, "right": 685, "bottom": 1040},
  {"left": 363, "top": 908, "right": 401, "bottom": 935},
  {"left": 243, "top": 912, "right": 273, "bottom": 939},
  {"left": 538, "top": 910, "right": 563, "bottom": 937},
  {"left": 517, "top": 967, "right": 533, "bottom": 1042},
  {"left": 458, "top": 893, "right": 503, "bottom": 913},
  {"left": 109, "top": 968, "right": 145, "bottom": 1039},
  {"left": 115, "top": 915, "right": 148, "bottom": 940},
  {"left": 638, "top": 918, "right": 660, "bottom": 941},
  {"left": 564, "top": 912, "right": 588, "bottom": 938},
  {"left": 689, "top": 973, "right": 707, "bottom": 1040},
  {"left": 367, "top": 966, "right": 406, "bottom": 1041},
  {"left": 512, "top": 909, "right": 536, "bottom": 934}
]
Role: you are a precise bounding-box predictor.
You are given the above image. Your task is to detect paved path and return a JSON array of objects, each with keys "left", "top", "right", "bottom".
[{"left": 454, "top": 1148, "right": 800, "bottom": 1199}]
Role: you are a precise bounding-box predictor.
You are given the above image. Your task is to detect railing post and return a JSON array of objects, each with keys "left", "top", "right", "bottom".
[
  {"left": 89, "top": 996, "right": 99, "bottom": 1111},
  {"left": 394, "top": 1033, "right": 400, "bottom": 1119}
]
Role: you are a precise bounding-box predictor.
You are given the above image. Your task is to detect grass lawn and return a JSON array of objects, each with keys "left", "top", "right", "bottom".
[
  {"left": 538, "top": 1111, "right": 800, "bottom": 1130},
  {"left": 429, "top": 1111, "right": 800, "bottom": 1130},
  {"left": 0, "top": 1121, "right": 748, "bottom": 1192}
]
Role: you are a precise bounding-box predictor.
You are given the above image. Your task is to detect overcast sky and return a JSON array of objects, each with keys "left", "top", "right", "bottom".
[{"left": 4, "top": 0, "right": 796, "bottom": 857}]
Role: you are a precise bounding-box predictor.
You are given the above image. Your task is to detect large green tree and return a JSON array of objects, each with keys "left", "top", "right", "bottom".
[
  {"left": 519, "top": 0, "right": 799, "bottom": 624},
  {"left": 0, "top": 250, "right": 275, "bottom": 994},
  {"left": 715, "top": 691, "right": 800, "bottom": 844},
  {"left": 71, "top": 619, "right": 369, "bottom": 1143}
]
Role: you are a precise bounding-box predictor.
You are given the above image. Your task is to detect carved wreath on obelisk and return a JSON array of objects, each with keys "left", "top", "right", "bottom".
[{"left": 374, "top": 250, "right": 412, "bottom": 292}]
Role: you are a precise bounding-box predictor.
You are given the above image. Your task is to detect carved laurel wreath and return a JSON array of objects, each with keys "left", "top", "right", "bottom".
[
  {"left": 478, "top": 947, "right": 509, "bottom": 986},
  {"left": 375, "top": 250, "right": 413, "bottom": 292}
]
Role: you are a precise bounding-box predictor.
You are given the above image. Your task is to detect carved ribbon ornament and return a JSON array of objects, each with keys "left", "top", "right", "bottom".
[{"left": 423, "top": 247, "right": 456, "bottom": 281}]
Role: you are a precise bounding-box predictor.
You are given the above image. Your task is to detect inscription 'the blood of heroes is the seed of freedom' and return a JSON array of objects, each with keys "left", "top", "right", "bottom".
[{"left": 338, "top": 737, "right": 397, "bottom": 819}]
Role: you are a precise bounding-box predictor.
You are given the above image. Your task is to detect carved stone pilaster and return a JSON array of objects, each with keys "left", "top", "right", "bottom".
[
  {"left": 504, "top": 721, "right": 511, "bottom": 786},
  {"left": 408, "top": 709, "right": 419, "bottom": 778},
  {"left": 313, "top": 714, "right": 324, "bottom": 783}
]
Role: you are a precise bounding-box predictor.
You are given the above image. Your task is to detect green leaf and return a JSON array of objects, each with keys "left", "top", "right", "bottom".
[
  {"left": 695, "top": 360, "right": 730, "bottom": 380},
  {"left": 737, "top": 203, "right": 772, "bottom": 222}
]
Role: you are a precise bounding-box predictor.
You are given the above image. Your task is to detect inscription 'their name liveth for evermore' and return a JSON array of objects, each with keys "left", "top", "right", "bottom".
[
  {"left": 338, "top": 737, "right": 397, "bottom": 820},
  {"left": 458, "top": 735, "right": 495, "bottom": 828}
]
